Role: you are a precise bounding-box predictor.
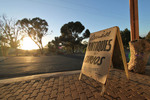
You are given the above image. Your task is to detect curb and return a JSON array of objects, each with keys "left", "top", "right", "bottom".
[{"left": 0, "top": 70, "right": 81, "bottom": 84}]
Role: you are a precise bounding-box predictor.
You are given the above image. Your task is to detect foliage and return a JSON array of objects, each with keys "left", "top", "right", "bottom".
[
  {"left": 51, "top": 37, "right": 60, "bottom": 50},
  {"left": 60, "top": 21, "right": 90, "bottom": 53},
  {"left": 48, "top": 37, "right": 63, "bottom": 54},
  {"left": 83, "top": 29, "right": 90, "bottom": 38},
  {"left": 48, "top": 41, "right": 55, "bottom": 53},
  {"left": 146, "top": 31, "right": 150, "bottom": 39},
  {"left": 0, "top": 15, "right": 24, "bottom": 56},
  {"left": 17, "top": 17, "right": 48, "bottom": 54},
  {"left": 120, "top": 28, "right": 130, "bottom": 48}
]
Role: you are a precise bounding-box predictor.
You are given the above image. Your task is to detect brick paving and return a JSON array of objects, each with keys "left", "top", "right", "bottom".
[{"left": 0, "top": 69, "right": 150, "bottom": 100}]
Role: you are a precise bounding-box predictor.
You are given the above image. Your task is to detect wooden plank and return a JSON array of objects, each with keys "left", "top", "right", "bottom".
[
  {"left": 80, "top": 26, "right": 118, "bottom": 84},
  {"left": 129, "top": 0, "right": 135, "bottom": 41},
  {"left": 116, "top": 27, "right": 129, "bottom": 79},
  {"left": 134, "top": 0, "right": 139, "bottom": 39},
  {"left": 79, "top": 26, "right": 129, "bottom": 84},
  {"left": 79, "top": 26, "right": 129, "bottom": 95},
  {"left": 129, "top": 0, "right": 139, "bottom": 41}
]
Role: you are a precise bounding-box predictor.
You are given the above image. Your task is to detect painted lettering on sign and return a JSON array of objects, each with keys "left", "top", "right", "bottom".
[
  {"left": 89, "top": 31, "right": 111, "bottom": 41},
  {"left": 80, "top": 27, "right": 118, "bottom": 84},
  {"left": 84, "top": 56, "right": 105, "bottom": 65},
  {"left": 87, "top": 39, "right": 112, "bottom": 52}
]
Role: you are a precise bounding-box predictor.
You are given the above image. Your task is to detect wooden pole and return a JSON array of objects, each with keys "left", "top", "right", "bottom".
[{"left": 129, "top": 0, "right": 139, "bottom": 41}]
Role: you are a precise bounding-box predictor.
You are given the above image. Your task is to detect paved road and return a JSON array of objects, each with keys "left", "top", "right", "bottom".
[
  {"left": 0, "top": 54, "right": 150, "bottom": 79},
  {"left": 0, "top": 55, "right": 84, "bottom": 79}
]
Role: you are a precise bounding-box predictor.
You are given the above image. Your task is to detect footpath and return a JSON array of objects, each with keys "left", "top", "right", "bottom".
[{"left": 0, "top": 68, "right": 150, "bottom": 100}]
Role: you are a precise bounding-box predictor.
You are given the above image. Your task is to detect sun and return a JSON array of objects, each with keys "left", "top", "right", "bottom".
[{"left": 21, "top": 37, "right": 39, "bottom": 50}]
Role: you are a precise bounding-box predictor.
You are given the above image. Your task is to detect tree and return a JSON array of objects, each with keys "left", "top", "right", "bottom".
[
  {"left": 17, "top": 17, "right": 48, "bottom": 54},
  {"left": 0, "top": 15, "right": 24, "bottom": 56},
  {"left": 0, "top": 35, "right": 9, "bottom": 56},
  {"left": 120, "top": 28, "right": 130, "bottom": 48},
  {"left": 60, "top": 21, "right": 90, "bottom": 53},
  {"left": 51, "top": 37, "right": 60, "bottom": 50},
  {"left": 146, "top": 31, "right": 150, "bottom": 39},
  {"left": 48, "top": 37, "right": 61, "bottom": 53},
  {"left": 48, "top": 41, "right": 55, "bottom": 53},
  {"left": 83, "top": 29, "right": 90, "bottom": 38}
]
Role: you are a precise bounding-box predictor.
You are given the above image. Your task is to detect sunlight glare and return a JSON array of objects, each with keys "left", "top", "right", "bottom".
[{"left": 21, "top": 37, "right": 38, "bottom": 50}]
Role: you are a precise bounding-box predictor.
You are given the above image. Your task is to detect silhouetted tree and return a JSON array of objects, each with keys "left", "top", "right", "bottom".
[
  {"left": 48, "top": 42, "right": 55, "bottom": 53},
  {"left": 51, "top": 37, "right": 60, "bottom": 50},
  {"left": 17, "top": 17, "right": 48, "bottom": 54},
  {"left": 60, "top": 21, "right": 90, "bottom": 53},
  {"left": 83, "top": 29, "right": 90, "bottom": 38},
  {"left": 0, "top": 15, "right": 24, "bottom": 56},
  {"left": 120, "top": 28, "right": 130, "bottom": 48},
  {"left": 48, "top": 37, "right": 61, "bottom": 53},
  {"left": 146, "top": 31, "right": 150, "bottom": 39}
]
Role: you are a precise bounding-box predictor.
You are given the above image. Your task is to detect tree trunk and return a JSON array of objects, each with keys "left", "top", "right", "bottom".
[
  {"left": 1, "top": 45, "right": 8, "bottom": 56},
  {"left": 41, "top": 47, "right": 44, "bottom": 55},
  {"left": 37, "top": 44, "right": 43, "bottom": 55},
  {"left": 72, "top": 46, "right": 74, "bottom": 53},
  {"left": 40, "top": 43, "right": 44, "bottom": 55},
  {"left": 128, "top": 39, "right": 150, "bottom": 74},
  {"left": 39, "top": 47, "right": 43, "bottom": 55},
  {"left": 15, "top": 48, "right": 18, "bottom": 56}
]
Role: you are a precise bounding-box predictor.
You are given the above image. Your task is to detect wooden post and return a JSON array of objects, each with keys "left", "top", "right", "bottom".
[
  {"left": 128, "top": 0, "right": 150, "bottom": 74},
  {"left": 129, "top": 0, "right": 139, "bottom": 41}
]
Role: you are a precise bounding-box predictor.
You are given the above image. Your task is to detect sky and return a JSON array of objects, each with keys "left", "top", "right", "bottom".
[{"left": 0, "top": 0, "right": 150, "bottom": 49}]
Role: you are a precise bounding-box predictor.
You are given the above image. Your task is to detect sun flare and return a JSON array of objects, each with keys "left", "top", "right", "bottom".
[{"left": 21, "top": 37, "right": 38, "bottom": 50}]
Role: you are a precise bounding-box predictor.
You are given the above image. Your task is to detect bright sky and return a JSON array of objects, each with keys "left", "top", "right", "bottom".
[{"left": 0, "top": 0, "right": 150, "bottom": 49}]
